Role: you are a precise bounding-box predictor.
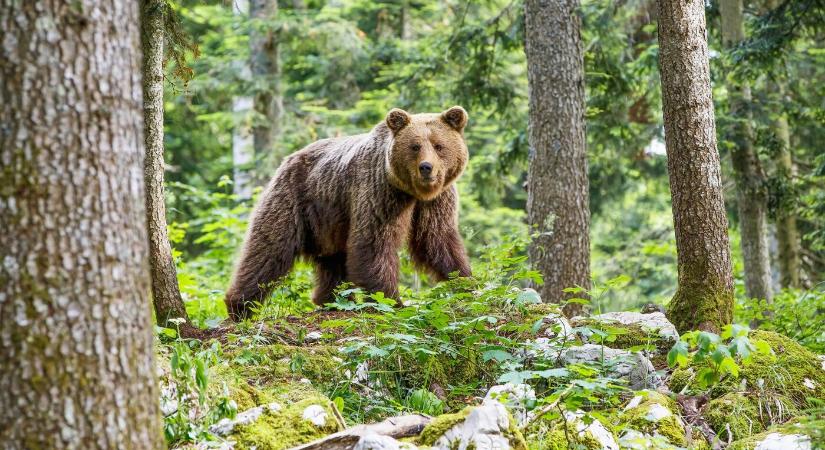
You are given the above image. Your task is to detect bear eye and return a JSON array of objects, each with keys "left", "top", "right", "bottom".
[
  {"left": 411, "top": 144, "right": 421, "bottom": 152},
  {"left": 434, "top": 143, "right": 444, "bottom": 152}
]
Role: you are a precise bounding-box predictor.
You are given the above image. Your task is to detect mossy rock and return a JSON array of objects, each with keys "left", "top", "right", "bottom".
[
  {"left": 419, "top": 404, "right": 528, "bottom": 450},
  {"left": 727, "top": 420, "right": 817, "bottom": 450},
  {"left": 704, "top": 392, "right": 797, "bottom": 442},
  {"left": 619, "top": 390, "right": 686, "bottom": 446},
  {"left": 232, "top": 396, "right": 342, "bottom": 450},
  {"left": 571, "top": 312, "right": 678, "bottom": 357},
  {"left": 525, "top": 410, "right": 618, "bottom": 450},
  {"left": 667, "top": 331, "right": 825, "bottom": 411}
]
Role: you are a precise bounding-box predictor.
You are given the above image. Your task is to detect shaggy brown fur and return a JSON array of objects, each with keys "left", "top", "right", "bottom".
[{"left": 225, "top": 106, "right": 473, "bottom": 320}]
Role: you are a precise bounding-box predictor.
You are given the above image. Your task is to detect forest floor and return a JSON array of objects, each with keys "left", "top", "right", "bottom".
[{"left": 159, "top": 276, "right": 825, "bottom": 450}]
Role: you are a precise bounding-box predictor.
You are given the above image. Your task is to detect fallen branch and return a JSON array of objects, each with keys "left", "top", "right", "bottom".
[{"left": 289, "top": 414, "right": 431, "bottom": 450}]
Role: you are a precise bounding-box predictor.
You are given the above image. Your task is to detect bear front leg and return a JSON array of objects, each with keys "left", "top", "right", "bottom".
[
  {"left": 312, "top": 253, "right": 347, "bottom": 306},
  {"left": 346, "top": 223, "right": 404, "bottom": 303},
  {"left": 409, "top": 186, "right": 471, "bottom": 281}
]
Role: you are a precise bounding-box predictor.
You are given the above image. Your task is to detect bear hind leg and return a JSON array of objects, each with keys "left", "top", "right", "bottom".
[{"left": 311, "top": 253, "right": 346, "bottom": 306}]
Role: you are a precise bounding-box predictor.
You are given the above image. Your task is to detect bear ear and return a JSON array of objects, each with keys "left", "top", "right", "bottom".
[
  {"left": 441, "top": 106, "right": 468, "bottom": 131},
  {"left": 386, "top": 108, "right": 411, "bottom": 133}
]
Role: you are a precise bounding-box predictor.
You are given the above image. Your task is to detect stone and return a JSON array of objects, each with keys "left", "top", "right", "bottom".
[
  {"left": 301, "top": 404, "right": 328, "bottom": 427},
  {"left": 753, "top": 433, "right": 811, "bottom": 450},
  {"left": 571, "top": 312, "right": 678, "bottom": 355},
  {"left": 562, "top": 410, "right": 619, "bottom": 450},
  {"left": 620, "top": 391, "right": 686, "bottom": 446},
  {"left": 304, "top": 331, "right": 323, "bottom": 343},
  {"left": 419, "top": 402, "right": 527, "bottom": 450},
  {"left": 618, "top": 429, "right": 680, "bottom": 450},
  {"left": 354, "top": 433, "right": 419, "bottom": 450},
  {"left": 484, "top": 383, "right": 536, "bottom": 427},
  {"left": 209, "top": 402, "right": 282, "bottom": 436},
  {"left": 561, "top": 344, "right": 663, "bottom": 389}
]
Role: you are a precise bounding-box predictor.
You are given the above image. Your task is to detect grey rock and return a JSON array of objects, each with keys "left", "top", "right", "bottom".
[
  {"left": 484, "top": 383, "right": 535, "bottom": 427},
  {"left": 562, "top": 344, "right": 663, "bottom": 389},
  {"left": 209, "top": 402, "right": 282, "bottom": 436},
  {"left": 428, "top": 401, "right": 519, "bottom": 450},
  {"left": 354, "top": 433, "right": 419, "bottom": 450}
]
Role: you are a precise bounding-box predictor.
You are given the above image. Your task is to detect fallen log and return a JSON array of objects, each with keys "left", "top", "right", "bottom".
[{"left": 289, "top": 414, "right": 431, "bottom": 450}]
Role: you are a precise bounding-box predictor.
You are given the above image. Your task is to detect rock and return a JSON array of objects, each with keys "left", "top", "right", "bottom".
[
  {"left": 353, "top": 433, "right": 419, "bottom": 450},
  {"left": 542, "top": 311, "right": 574, "bottom": 343},
  {"left": 618, "top": 429, "right": 681, "bottom": 450},
  {"left": 571, "top": 311, "right": 678, "bottom": 355},
  {"left": 561, "top": 344, "right": 663, "bottom": 389},
  {"left": 216, "top": 396, "right": 343, "bottom": 449},
  {"left": 729, "top": 431, "right": 812, "bottom": 450},
  {"left": 562, "top": 410, "right": 619, "bottom": 450},
  {"left": 301, "top": 404, "right": 328, "bottom": 427},
  {"left": 304, "top": 331, "right": 323, "bottom": 343},
  {"left": 484, "top": 383, "right": 536, "bottom": 427},
  {"left": 753, "top": 433, "right": 811, "bottom": 450},
  {"left": 209, "top": 402, "right": 283, "bottom": 436},
  {"left": 419, "top": 402, "right": 527, "bottom": 450},
  {"left": 620, "top": 391, "right": 686, "bottom": 446}
]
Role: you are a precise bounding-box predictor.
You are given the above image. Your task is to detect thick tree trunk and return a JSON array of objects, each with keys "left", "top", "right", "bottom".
[
  {"left": 250, "top": 0, "right": 284, "bottom": 164},
  {"left": 657, "top": 0, "right": 735, "bottom": 333},
  {"left": 524, "top": 0, "right": 591, "bottom": 316},
  {"left": 773, "top": 113, "right": 802, "bottom": 288},
  {"left": 142, "top": 0, "right": 197, "bottom": 336},
  {"left": 0, "top": 1, "right": 163, "bottom": 448},
  {"left": 719, "top": 0, "right": 773, "bottom": 302}
]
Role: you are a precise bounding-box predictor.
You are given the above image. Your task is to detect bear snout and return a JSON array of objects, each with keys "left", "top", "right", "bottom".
[{"left": 418, "top": 161, "right": 433, "bottom": 177}]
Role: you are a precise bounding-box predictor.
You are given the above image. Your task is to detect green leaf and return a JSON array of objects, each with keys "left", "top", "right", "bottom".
[
  {"left": 482, "top": 349, "right": 514, "bottom": 362},
  {"left": 718, "top": 356, "right": 739, "bottom": 377},
  {"left": 667, "top": 340, "right": 689, "bottom": 367}
]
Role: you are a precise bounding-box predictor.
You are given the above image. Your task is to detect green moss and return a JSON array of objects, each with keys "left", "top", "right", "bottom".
[
  {"left": 666, "top": 279, "right": 733, "bottom": 334},
  {"left": 526, "top": 418, "right": 607, "bottom": 450},
  {"left": 418, "top": 407, "right": 472, "bottom": 445},
  {"left": 233, "top": 396, "right": 342, "bottom": 450},
  {"left": 727, "top": 420, "right": 817, "bottom": 450},
  {"left": 668, "top": 368, "right": 694, "bottom": 393},
  {"left": 418, "top": 406, "right": 527, "bottom": 450},
  {"left": 620, "top": 391, "right": 686, "bottom": 446},
  {"left": 704, "top": 392, "right": 798, "bottom": 442},
  {"left": 667, "top": 331, "right": 825, "bottom": 412}
]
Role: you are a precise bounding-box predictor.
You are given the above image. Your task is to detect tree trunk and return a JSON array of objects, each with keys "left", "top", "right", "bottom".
[
  {"left": 250, "top": 0, "right": 284, "bottom": 164},
  {"left": 524, "top": 0, "right": 591, "bottom": 316},
  {"left": 773, "top": 112, "right": 802, "bottom": 288},
  {"left": 657, "top": 0, "right": 735, "bottom": 333},
  {"left": 0, "top": 1, "right": 163, "bottom": 448},
  {"left": 719, "top": 0, "right": 773, "bottom": 302},
  {"left": 233, "top": 0, "right": 254, "bottom": 200},
  {"left": 142, "top": 0, "right": 197, "bottom": 336}
]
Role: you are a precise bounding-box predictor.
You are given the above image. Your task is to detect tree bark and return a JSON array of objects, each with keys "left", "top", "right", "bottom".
[
  {"left": 0, "top": 1, "right": 163, "bottom": 448},
  {"left": 524, "top": 0, "right": 591, "bottom": 316},
  {"left": 657, "top": 0, "right": 735, "bottom": 333},
  {"left": 719, "top": 0, "right": 773, "bottom": 302},
  {"left": 773, "top": 111, "right": 802, "bottom": 288},
  {"left": 233, "top": 0, "right": 254, "bottom": 199},
  {"left": 142, "top": 0, "right": 197, "bottom": 336},
  {"left": 250, "top": 0, "right": 284, "bottom": 164}
]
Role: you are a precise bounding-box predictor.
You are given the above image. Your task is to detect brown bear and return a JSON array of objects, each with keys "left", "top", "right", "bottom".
[{"left": 225, "top": 106, "right": 473, "bottom": 320}]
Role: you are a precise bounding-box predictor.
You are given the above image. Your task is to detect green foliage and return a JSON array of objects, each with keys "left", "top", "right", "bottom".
[
  {"left": 667, "top": 325, "right": 772, "bottom": 389},
  {"left": 161, "top": 321, "right": 237, "bottom": 445},
  {"left": 736, "top": 285, "right": 825, "bottom": 353}
]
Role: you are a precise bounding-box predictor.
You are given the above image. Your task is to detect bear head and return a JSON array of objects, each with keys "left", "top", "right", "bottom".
[{"left": 384, "top": 106, "right": 469, "bottom": 201}]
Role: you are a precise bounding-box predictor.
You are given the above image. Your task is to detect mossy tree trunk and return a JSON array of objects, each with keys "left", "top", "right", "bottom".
[
  {"left": 719, "top": 0, "right": 773, "bottom": 302},
  {"left": 524, "top": 0, "right": 592, "bottom": 316},
  {"left": 250, "top": 0, "right": 284, "bottom": 164},
  {"left": 142, "top": 0, "right": 198, "bottom": 337},
  {"left": 656, "top": 0, "right": 735, "bottom": 333},
  {"left": 0, "top": 0, "right": 163, "bottom": 447}
]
